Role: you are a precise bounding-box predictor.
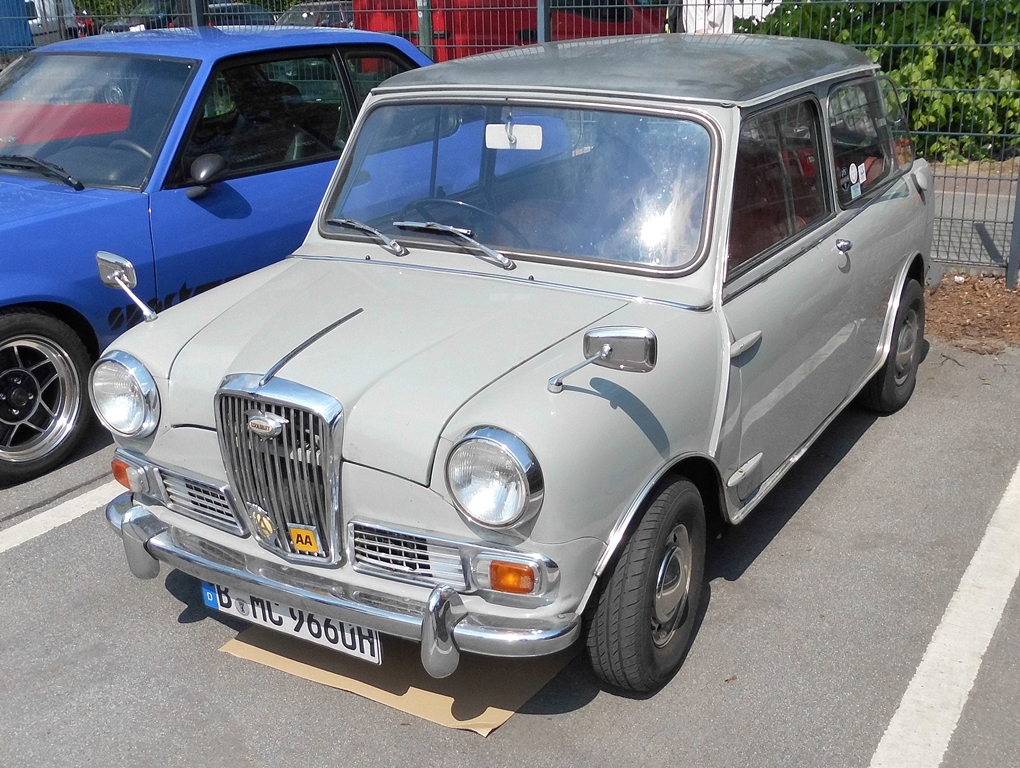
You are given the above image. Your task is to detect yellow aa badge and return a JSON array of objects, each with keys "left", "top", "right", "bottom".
[{"left": 288, "top": 524, "right": 321, "bottom": 555}]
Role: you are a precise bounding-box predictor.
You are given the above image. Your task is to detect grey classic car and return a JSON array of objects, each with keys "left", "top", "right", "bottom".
[{"left": 92, "top": 34, "right": 934, "bottom": 692}]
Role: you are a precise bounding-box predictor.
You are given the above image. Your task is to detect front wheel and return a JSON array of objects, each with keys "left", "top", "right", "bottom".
[
  {"left": 586, "top": 477, "right": 706, "bottom": 692},
  {"left": 860, "top": 278, "right": 924, "bottom": 414},
  {"left": 0, "top": 310, "right": 94, "bottom": 486}
]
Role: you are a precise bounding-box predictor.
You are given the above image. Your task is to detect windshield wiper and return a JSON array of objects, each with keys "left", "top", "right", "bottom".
[
  {"left": 0, "top": 154, "right": 84, "bottom": 191},
  {"left": 325, "top": 217, "right": 408, "bottom": 257},
  {"left": 392, "top": 220, "right": 516, "bottom": 271}
]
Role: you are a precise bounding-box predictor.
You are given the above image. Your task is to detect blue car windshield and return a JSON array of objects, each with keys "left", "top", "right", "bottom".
[
  {"left": 326, "top": 103, "right": 712, "bottom": 270},
  {"left": 0, "top": 53, "right": 195, "bottom": 189}
]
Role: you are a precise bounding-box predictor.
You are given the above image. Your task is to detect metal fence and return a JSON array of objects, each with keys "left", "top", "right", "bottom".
[{"left": 2, "top": 0, "right": 1018, "bottom": 282}]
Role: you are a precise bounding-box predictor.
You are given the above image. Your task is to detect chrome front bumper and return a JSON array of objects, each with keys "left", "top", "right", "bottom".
[{"left": 106, "top": 493, "right": 580, "bottom": 678}]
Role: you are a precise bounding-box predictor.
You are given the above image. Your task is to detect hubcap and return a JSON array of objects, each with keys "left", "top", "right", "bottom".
[
  {"left": 651, "top": 523, "right": 692, "bottom": 648},
  {"left": 893, "top": 306, "right": 919, "bottom": 386},
  {"left": 0, "top": 336, "right": 80, "bottom": 464}
]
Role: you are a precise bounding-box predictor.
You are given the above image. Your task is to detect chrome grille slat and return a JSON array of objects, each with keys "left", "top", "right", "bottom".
[
  {"left": 217, "top": 386, "right": 338, "bottom": 563},
  {"left": 157, "top": 469, "right": 243, "bottom": 535},
  {"left": 351, "top": 523, "right": 467, "bottom": 588}
]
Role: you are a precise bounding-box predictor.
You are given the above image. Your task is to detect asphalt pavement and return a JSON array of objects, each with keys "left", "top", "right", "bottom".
[{"left": 0, "top": 339, "right": 1017, "bottom": 768}]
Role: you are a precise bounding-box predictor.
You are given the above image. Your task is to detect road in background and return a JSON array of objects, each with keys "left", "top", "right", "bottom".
[{"left": 1, "top": 340, "right": 1018, "bottom": 768}]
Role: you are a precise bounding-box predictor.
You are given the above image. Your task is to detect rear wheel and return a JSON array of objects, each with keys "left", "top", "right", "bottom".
[
  {"left": 860, "top": 278, "right": 924, "bottom": 414},
  {"left": 0, "top": 310, "right": 93, "bottom": 486},
  {"left": 586, "top": 477, "right": 706, "bottom": 692}
]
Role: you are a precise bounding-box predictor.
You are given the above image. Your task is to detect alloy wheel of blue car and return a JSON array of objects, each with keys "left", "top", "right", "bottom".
[{"left": 0, "top": 311, "right": 93, "bottom": 486}]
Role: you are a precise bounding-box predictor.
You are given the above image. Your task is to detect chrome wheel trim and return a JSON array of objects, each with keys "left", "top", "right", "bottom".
[
  {"left": 0, "top": 335, "right": 81, "bottom": 463},
  {"left": 651, "top": 523, "right": 692, "bottom": 648},
  {"left": 893, "top": 305, "right": 919, "bottom": 387}
]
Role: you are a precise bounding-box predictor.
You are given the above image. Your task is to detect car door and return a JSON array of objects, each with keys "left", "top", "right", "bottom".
[
  {"left": 147, "top": 48, "right": 366, "bottom": 311},
  {"left": 719, "top": 97, "right": 859, "bottom": 504},
  {"left": 826, "top": 75, "right": 927, "bottom": 369}
]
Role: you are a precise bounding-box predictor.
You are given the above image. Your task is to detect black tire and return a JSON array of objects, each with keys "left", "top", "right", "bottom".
[
  {"left": 860, "top": 278, "right": 924, "bottom": 414},
  {"left": 0, "top": 310, "right": 94, "bottom": 486},
  {"left": 586, "top": 477, "right": 706, "bottom": 692}
]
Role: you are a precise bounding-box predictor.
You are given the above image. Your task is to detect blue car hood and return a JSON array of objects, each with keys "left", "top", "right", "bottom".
[{"left": 0, "top": 176, "right": 130, "bottom": 226}]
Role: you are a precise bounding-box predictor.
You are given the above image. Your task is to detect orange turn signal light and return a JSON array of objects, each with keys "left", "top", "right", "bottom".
[
  {"left": 112, "top": 459, "right": 132, "bottom": 489},
  {"left": 489, "top": 561, "right": 536, "bottom": 595}
]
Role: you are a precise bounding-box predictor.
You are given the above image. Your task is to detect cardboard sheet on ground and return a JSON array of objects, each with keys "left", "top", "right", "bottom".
[{"left": 220, "top": 627, "right": 575, "bottom": 736}]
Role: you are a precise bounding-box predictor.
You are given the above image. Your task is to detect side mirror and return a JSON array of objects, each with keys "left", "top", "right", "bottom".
[
  {"left": 96, "top": 251, "right": 157, "bottom": 322},
  {"left": 186, "top": 153, "right": 228, "bottom": 200},
  {"left": 97, "top": 250, "right": 138, "bottom": 289},
  {"left": 583, "top": 326, "right": 657, "bottom": 373},
  {"left": 548, "top": 327, "right": 657, "bottom": 393}
]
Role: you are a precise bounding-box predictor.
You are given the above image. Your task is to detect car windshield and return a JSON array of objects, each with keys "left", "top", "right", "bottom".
[
  {"left": 327, "top": 103, "right": 712, "bottom": 270},
  {"left": 0, "top": 53, "right": 194, "bottom": 189}
]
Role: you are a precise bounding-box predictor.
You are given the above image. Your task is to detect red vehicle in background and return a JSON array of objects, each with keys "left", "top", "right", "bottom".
[{"left": 353, "top": 0, "right": 666, "bottom": 61}]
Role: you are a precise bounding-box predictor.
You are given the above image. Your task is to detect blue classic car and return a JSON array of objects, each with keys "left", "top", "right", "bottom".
[{"left": 0, "top": 27, "right": 429, "bottom": 485}]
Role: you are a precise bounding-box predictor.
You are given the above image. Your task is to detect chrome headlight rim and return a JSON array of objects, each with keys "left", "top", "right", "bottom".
[
  {"left": 445, "top": 425, "right": 544, "bottom": 529},
  {"left": 89, "top": 350, "right": 160, "bottom": 439}
]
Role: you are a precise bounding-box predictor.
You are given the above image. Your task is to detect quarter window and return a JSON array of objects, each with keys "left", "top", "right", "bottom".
[
  {"left": 728, "top": 100, "right": 828, "bottom": 274},
  {"left": 828, "top": 79, "right": 894, "bottom": 207},
  {"left": 344, "top": 52, "right": 411, "bottom": 103}
]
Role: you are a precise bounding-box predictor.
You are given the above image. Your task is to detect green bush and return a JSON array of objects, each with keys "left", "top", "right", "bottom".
[{"left": 737, "top": 0, "right": 1020, "bottom": 161}]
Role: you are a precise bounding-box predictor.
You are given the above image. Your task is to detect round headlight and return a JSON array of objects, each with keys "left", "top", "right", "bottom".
[
  {"left": 446, "top": 427, "right": 543, "bottom": 528},
  {"left": 89, "top": 351, "right": 160, "bottom": 438}
]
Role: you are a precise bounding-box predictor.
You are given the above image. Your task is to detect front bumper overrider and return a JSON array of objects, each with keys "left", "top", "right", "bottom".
[{"left": 105, "top": 493, "right": 580, "bottom": 678}]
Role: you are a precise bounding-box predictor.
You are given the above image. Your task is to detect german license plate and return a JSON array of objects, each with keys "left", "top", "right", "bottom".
[{"left": 201, "top": 581, "right": 382, "bottom": 665}]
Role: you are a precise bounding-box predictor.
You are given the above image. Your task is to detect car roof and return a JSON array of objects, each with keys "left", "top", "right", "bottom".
[
  {"left": 41, "top": 26, "right": 420, "bottom": 62},
  {"left": 378, "top": 34, "right": 877, "bottom": 106}
]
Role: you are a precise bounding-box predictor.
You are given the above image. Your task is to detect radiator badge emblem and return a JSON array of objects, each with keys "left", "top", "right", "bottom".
[
  {"left": 247, "top": 503, "right": 276, "bottom": 543},
  {"left": 247, "top": 410, "right": 288, "bottom": 439}
]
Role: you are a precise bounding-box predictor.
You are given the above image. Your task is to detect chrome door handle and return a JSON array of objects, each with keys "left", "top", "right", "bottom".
[{"left": 836, "top": 238, "right": 853, "bottom": 254}]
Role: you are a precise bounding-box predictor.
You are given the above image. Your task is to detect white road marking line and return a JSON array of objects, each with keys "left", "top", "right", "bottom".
[
  {"left": 0, "top": 481, "right": 121, "bottom": 556},
  {"left": 869, "top": 461, "right": 1020, "bottom": 768}
]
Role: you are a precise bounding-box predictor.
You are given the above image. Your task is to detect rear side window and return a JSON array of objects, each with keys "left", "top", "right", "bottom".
[
  {"left": 728, "top": 99, "right": 828, "bottom": 274},
  {"left": 828, "top": 79, "right": 895, "bottom": 207},
  {"left": 344, "top": 52, "right": 413, "bottom": 103}
]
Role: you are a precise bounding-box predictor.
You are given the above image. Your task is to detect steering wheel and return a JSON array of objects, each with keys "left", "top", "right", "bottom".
[
  {"left": 109, "top": 139, "right": 152, "bottom": 160},
  {"left": 403, "top": 197, "right": 529, "bottom": 249}
]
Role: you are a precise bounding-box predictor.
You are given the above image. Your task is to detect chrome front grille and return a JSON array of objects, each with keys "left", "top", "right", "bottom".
[
  {"left": 351, "top": 522, "right": 467, "bottom": 589},
  {"left": 216, "top": 379, "right": 342, "bottom": 564},
  {"left": 157, "top": 468, "right": 242, "bottom": 535}
]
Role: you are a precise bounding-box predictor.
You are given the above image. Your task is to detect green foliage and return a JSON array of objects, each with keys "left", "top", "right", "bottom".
[{"left": 736, "top": 0, "right": 1020, "bottom": 161}]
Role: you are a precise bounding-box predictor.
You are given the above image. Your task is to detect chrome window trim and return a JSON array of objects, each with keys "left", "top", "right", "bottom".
[
  {"left": 318, "top": 94, "right": 723, "bottom": 279},
  {"left": 216, "top": 374, "right": 345, "bottom": 567},
  {"left": 446, "top": 425, "right": 545, "bottom": 529},
  {"left": 90, "top": 350, "right": 161, "bottom": 439}
]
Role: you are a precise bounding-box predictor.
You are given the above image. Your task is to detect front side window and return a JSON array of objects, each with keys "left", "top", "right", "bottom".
[
  {"left": 728, "top": 99, "right": 828, "bottom": 274},
  {"left": 829, "top": 79, "right": 895, "bottom": 207},
  {"left": 326, "top": 103, "right": 712, "bottom": 271},
  {"left": 0, "top": 52, "right": 194, "bottom": 189},
  {"left": 174, "top": 54, "right": 351, "bottom": 185}
]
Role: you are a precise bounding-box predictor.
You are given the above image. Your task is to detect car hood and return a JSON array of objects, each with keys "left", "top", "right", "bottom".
[
  {"left": 166, "top": 257, "right": 627, "bottom": 484},
  {"left": 0, "top": 177, "right": 115, "bottom": 225}
]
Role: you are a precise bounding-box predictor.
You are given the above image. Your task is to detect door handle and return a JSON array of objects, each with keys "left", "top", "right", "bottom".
[
  {"left": 836, "top": 238, "right": 853, "bottom": 254},
  {"left": 730, "top": 330, "right": 762, "bottom": 359}
]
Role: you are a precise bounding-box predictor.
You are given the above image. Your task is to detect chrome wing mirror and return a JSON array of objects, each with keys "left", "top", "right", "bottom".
[
  {"left": 548, "top": 327, "right": 656, "bottom": 393},
  {"left": 96, "top": 251, "right": 157, "bottom": 323}
]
